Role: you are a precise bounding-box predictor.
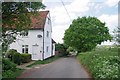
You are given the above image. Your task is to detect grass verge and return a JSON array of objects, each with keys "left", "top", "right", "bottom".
[
  {"left": 27, "top": 56, "right": 60, "bottom": 67},
  {"left": 77, "top": 46, "right": 119, "bottom": 79},
  {"left": 15, "top": 68, "right": 24, "bottom": 77}
]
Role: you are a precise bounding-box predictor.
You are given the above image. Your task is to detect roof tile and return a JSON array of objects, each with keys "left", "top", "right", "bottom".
[{"left": 30, "top": 10, "right": 49, "bottom": 29}]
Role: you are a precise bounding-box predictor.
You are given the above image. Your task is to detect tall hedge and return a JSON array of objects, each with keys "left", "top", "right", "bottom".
[
  {"left": 6, "top": 49, "right": 32, "bottom": 64},
  {"left": 2, "top": 58, "right": 17, "bottom": 72},
  {"left": 6, "top": 49, "right": 17, "bottom": 61},
  {"left": 12, "top": 52, "right": 21, "bottom": 65},
  {"left": 21, "top": 53, "right": 31, "bottom": 63}
]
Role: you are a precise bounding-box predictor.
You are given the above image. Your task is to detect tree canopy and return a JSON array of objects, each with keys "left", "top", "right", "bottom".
[
  {"left": 64, "top": 16, "right": 112, "bottom": 52},
  {"left": 55, "top": 43, "right": 69, "bottom": 56},
  {"left": 2, "top": 2, "right": 45, "bottom": 32}
]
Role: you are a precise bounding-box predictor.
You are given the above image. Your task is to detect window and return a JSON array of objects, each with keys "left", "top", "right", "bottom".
[
  {"left": 47, "top": 31, "right": 49, "bottom": 37},
  {"left": 47, "top": 18, "right": 50, "bottom": 24},
  {"left": 24, "top": 31, "right": 28, "bottom": 36},
  {"left": 22, "top": 45, "right": 28, "bottom": 53},
  {"left": 46, "top": 46, "right": 49, "bottom": 52},
  {"left": 20, "top": 31, "right": 28, "bottom": 37}
]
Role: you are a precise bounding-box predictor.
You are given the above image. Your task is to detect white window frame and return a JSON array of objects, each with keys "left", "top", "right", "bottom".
[
  {"left": 22, "top": 45, "right": 29, "bottom": 53},
  {"left": 46, "top": 46, "right": 49, "bottom": 52}
]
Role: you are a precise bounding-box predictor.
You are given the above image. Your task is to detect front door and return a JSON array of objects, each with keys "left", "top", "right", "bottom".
[{"left": 32, "top": 45, "right": 39, "bottom": 60}]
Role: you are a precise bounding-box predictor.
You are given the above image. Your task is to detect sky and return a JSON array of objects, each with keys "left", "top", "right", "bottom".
[{"left": 43, "top": 0, "right": 119, "bottom": 45}]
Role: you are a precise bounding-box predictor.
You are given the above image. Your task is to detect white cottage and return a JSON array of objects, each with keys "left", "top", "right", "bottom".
[{"left": 9, "top": 11, "right": 56, "bottom": 60}]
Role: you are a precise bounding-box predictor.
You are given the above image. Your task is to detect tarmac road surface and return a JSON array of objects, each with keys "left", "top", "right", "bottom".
[{"left": 18, "top": 57, "right": 91, "bottom": 78}]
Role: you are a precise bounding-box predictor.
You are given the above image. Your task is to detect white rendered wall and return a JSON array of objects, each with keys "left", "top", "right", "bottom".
[
  {"left": 9, "top": 30, "right": 43, "bottom": 60},
  {"left": 52, "top": 43, "right": 55, "bottom": 56},
  {"left": 43, "top": 12, "right": 52, "bottom": 59}
]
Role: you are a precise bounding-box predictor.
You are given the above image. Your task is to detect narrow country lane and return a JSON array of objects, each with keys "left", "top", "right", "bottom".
[{"left": 18, "top": 57, "right": 91, "bottom": 78}]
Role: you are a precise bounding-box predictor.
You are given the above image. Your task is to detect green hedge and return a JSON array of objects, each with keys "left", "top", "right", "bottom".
[
  {"left": 21, "top": 53, "right": 31, "bottom": 63},
  {"left": 2, "top": 58, "right": 17, "bottom": 72},
  {"left": 6, "top": 49, "right": 21, "bottom": 65},
  {"left": 3, "top": 50, "right": 31, "bottom": 78},
  {"left": 77, "top": 46, "right": 119, "bottom": 79},
  {"left": 6, "top": 49, "right": 17, "bottom": 61},
  {"left": 12, "top": 52, "right": 21, "bottom": 65},
  {"left": 2, "top": 59, "right": 16, "bottom": 79},
  {"left": 6, "top": 49, "right": 32, "bottom": 64},
  {"left": 2, "top": 59, "right": 24, "bottom": 78},
  {"left": 2, "top": 70, "right": 16, "bottom": 78}
]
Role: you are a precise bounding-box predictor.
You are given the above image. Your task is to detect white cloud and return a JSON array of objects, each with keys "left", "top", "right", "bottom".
[
  {"left": 87, "top": 2, "right": 104, "bottom": 15},
  {"left": 94, "top": 3, "right": 103, "bottom": 10},
  {"left": 98, "top": 14, "right": 118, "bottom": 33},
  {"left": 48, "top": 0, "right": 90, "bottom": 25},
  {"left": 43, "top": 0, "right": 73, "bottom": 3},
  {"left": 45, "top": 0, "right": 90, "bottom": 19},
  {"left": 50, "top": 6, "right": 71, "bottom": 25},
  {"left": 105, "top": 0, "right": 119, "bottom": 7},
  {"left": 66, "top": 0, "right": 90, "bottom": 13}
]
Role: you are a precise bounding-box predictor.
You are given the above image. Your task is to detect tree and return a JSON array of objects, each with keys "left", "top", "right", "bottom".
[
  {"left": 55, "top": 43, "right": 66, "bottom": 52},
  {"left": 67, "top": 46, "right": 75, "bottom": 52},
  {"left": 64, "top": 16, "right": 112, "bottom": 53},
  {"left": 1, "top": 2, "right": 45, "bottom": 53},
  {"left": 55, "top": 43, "right": 68, "bottom": 56}
]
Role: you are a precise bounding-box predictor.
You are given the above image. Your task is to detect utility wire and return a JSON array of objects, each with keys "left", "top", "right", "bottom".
[{"left": 60, "top": 0, "right": 72, "bottom": 22}]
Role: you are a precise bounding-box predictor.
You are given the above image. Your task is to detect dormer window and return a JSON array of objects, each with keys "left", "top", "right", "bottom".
[
  {"left": 23, "top": 31, "right": 28, "bottom": 36},
  {"left": 20, "top": 31, "right": 28, "bottom": 37}
]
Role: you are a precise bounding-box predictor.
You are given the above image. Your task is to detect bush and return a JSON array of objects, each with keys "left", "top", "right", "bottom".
[
  {"left": 2, "top": 69, "right": 23, "bottom": 79},
  {"left": 2, "top": 58, "right": 17, "bottom": 72},
  {"left": 6, "top": 49, "right": 17, "bottom": 61},
  {"left": 6, "top": 49, "right": 21, "bottom": 65},
  {"left": 55, "top": 43, "right": 69, "bottom": 57},
  {"left": 12, "top": 52, "right": 21, "bottom": 65},
  {"left": 2, "top": 70, "right": 15, "bottom": 78},
  {"left": 21, "top": 53, "right": 31, "bottom": 63},
  {"left": 6, "top": 49, "right": 32, "bottom": 64},
  {"left": 59, "top": 51, "right": 69, "bottom": 57}
]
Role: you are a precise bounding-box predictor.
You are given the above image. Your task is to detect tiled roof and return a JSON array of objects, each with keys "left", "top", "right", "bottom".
[
  {"left": 30, "top": 10, "right": 49, "bottom": 29},
  {"left": 2, "top": 11, "right": 49, "bottom": 30}
]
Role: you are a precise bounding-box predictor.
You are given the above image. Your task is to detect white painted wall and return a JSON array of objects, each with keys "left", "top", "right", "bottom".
[
  {"left": 43, "top": 12, "right": 52, "bottom": 59},
  {"left": 10, "top": 30, "right": 44, "bottom": 60},
  {"left": 52, "top": 43, "right": 55, "bottom": 56}
]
